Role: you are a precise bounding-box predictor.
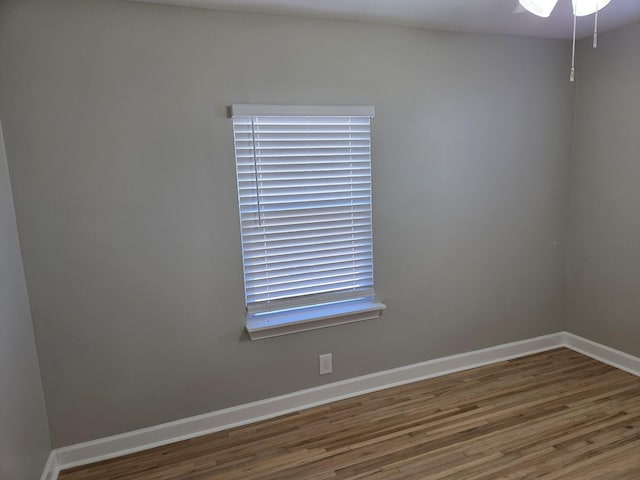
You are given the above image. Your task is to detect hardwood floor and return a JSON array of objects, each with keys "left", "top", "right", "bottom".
[{"left": 58, "top": 348, "right": 640, "bottom": 479}]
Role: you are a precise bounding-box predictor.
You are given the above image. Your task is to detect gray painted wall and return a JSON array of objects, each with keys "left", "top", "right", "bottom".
[
  {"left": 567, "top": 22, "right": 640, "bottom": 357},
  {"left": 0, "top": 118, "right": 51, "bottom": 478},
  {"left": 0, "top": 0, "right": 573, "bottom": 447}
]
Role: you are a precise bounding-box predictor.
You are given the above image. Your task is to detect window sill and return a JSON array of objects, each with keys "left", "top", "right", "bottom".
[{"left": 245, "top": 300, "right": 387, "bottom": 340}]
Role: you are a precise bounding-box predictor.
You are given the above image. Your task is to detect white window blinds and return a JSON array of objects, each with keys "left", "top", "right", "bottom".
[{"left": 232, "top": 105, "right": 376, "bottom": 316}]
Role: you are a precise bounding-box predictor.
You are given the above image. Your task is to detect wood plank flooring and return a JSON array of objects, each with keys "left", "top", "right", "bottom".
[{"left": 58, "top": 348, "right": 640, "bottom": 479}]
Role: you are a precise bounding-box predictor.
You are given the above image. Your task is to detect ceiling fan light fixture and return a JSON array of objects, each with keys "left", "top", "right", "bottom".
[
  {"left": 518, "top": 0, "right": 559, "bottom": 17},
  {"left": 571, "top": 0, "right": 612, "bottom": 16},
  {"left": 518, "top": 0, "right": 614, "bottom": 82}
]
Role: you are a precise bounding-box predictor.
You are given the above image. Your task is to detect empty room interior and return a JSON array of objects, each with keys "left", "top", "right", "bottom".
[{"left": 2, "top": 0, "right": 640, "bottom": 478}]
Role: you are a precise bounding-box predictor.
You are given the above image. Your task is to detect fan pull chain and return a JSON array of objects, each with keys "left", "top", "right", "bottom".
[
  {"left": 593, "top": 0, "right": 599, "bottom": 48},
  {"left": 570, "top": 11, "right": 577, "bottom": 82}
]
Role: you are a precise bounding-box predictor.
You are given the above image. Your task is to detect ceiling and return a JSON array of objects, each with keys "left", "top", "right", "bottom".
[{"left": 133, "top": 0, "right": 640, "bottom": 39}]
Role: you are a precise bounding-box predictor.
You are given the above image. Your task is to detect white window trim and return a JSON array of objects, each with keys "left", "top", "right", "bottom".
[{"left": 231, "top": 104, "right": 385, "bottom": 340}]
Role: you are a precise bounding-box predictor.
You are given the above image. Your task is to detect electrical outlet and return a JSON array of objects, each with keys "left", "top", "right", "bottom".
[{"left": 319, "top": 353, "right": 332, "bottom": 375}]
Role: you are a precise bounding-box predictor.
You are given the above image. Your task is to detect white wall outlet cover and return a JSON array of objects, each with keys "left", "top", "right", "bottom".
[{"left": 319, "top": 353, "right": 332, "bottom": 375}]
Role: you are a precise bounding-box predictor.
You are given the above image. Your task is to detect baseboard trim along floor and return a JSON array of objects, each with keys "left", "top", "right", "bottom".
[
  {"left": 564, "top": 333, "right": 640, "bottom": 377},
  {"left": 44, "top": 331, "right": 640, "bottom": 478},
  {"left": 39, "top": 451, "right": 58, "bottom": 480}
]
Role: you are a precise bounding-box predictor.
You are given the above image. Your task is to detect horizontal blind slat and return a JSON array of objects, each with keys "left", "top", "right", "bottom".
[
  {"left": 243, "top": 223, "right": 371, "bottom": 241},
  {"left": 246, "top": 270, "right": 373, "bottom": 293},
  {"left": 242, "top": 237, "right": 372, "bottom": 255},
  {"left": 247, "top": 278, "right": 373, "bottom": 303},
  {"left": 245, "top": 258, "right": 372, "bottom": 277},
  {"left": 243, "top": 251, "right": 373, "bottom": 269}
]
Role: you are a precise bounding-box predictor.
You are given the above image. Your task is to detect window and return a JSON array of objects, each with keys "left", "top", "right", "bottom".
[{"left": 231, "top": 104, "right": 385, "bottom": 340}]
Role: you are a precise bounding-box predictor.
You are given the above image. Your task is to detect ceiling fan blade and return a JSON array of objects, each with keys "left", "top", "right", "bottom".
[{"left": 517, "top": 0, "right": 560, "bottom": 17}]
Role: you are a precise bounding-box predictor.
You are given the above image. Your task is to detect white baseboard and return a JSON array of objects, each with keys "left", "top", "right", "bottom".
[
  {"left": 563, "top": 332, "right": 640, "bottom": 377},
  {"left": 48, "top": 331, "right": 640, "bottom": 477},
  {"left": 53, "top": 332, "right": 564, "bottom": 471},
  {"left": 39, "top": 451, "right": 59, "bottom": 480}
]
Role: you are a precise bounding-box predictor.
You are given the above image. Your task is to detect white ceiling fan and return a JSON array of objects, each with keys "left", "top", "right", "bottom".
[
  {"left": 517, "top": 0, "right": 611, "bottom": 17},
  {"left": 515, "top": 0, "right": 613, "bottom": 81}
]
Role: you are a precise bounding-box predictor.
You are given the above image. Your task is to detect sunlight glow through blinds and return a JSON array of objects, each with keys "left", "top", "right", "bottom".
[{"left": 232, "top": 106, "right": 376, "bottom": 315}]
